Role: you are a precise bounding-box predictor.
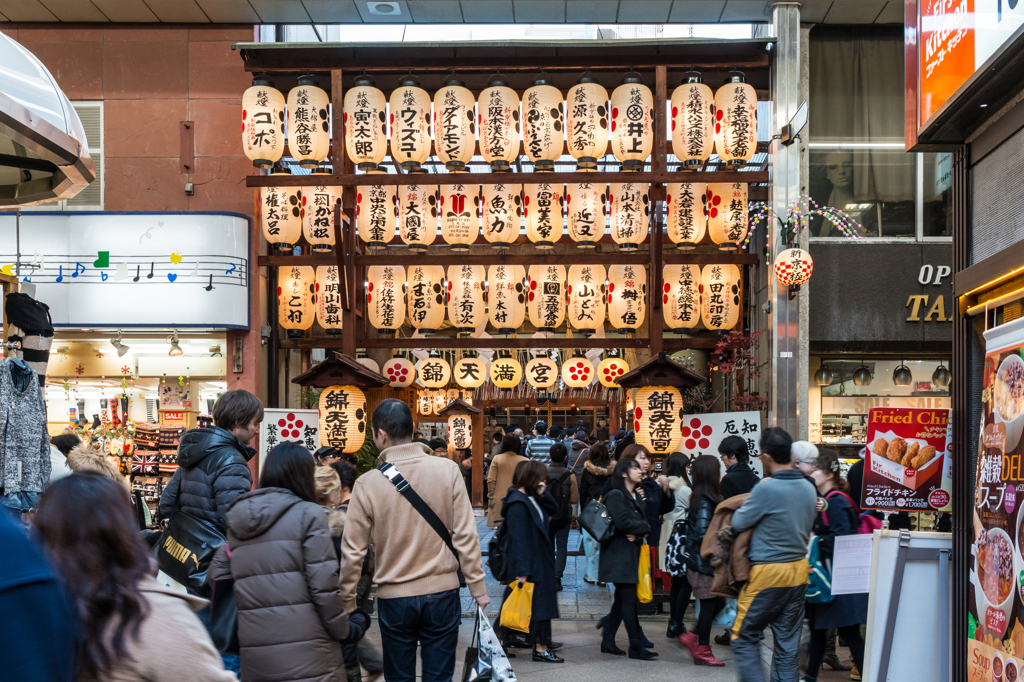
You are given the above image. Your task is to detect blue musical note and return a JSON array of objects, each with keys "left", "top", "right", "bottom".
[
  {"left": 100, "top": 271, "right": 109, "bottom": 282},
  {"left": 225, "top": 263, "right": 237, "bottom": 275},
  {"left": 56, "top": 265, "right": 63, "bottom": 283},
  {"left": 71, "top": 263, "right": 85, "bottom": 278}
]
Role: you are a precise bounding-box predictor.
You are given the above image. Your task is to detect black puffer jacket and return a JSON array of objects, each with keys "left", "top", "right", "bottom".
[
  {"left": 158, "top": 426, "right": 255, "bottom": 533},
  {"left": 684, "top": 492, "right": 718, "bottom": 576}
]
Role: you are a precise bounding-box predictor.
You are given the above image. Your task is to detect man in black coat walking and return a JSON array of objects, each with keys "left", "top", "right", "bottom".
[{"left": 719, "top": 435, "right": 761, "bottom": 500}]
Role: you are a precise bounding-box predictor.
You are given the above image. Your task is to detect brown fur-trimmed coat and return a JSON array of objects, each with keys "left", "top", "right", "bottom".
[
  {"left": 699, "top": 493, "right": 752, "bottom": 598},
  {"left": 66, "top": 445, "right": 129, "bottom": 489}
]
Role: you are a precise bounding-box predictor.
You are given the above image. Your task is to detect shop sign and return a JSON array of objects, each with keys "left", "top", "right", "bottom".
[
  {"left": 862, "top": 407, "right": 952, "bottom": 513},
  {"left": 258, "top": 408, "right": 319, "bottom": 472},
  {"left": 678, "top": 411, "right": 763, "bottom": 477},
  {"left": 821, "top": 396, "right": 951, "bottom": 415}
]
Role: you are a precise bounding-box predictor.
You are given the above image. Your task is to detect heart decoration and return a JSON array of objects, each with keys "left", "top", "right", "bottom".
[{"left": 167, "top": 273, "right": 177, "bottom": 282}]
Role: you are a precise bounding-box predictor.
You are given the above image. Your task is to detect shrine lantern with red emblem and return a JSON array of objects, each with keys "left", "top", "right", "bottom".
[
  {"left": 562, "top": 353, "right": 595, "bottom": 389},
  {"left": 597, "top": 356, "right": 630, "bottom": 388},
  {"left": 714, "top": 74, "right": 758, "bottom": 167},
  {"left": 382, "top": 355, "right": 416, "bottom": 388},
  {"left": 242, "top": 75, "right": 285, "bottom": 167}
]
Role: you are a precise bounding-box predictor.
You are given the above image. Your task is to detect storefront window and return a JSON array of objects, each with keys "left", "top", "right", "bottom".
[{"left": 922, "top": 152, "right": 953, "bottom": 237}]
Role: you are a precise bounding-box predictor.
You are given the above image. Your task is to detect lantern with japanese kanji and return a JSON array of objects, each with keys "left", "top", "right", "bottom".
[
  {"left": 301, "top": 169, "right": 339, "bottom": 252},
  {"left": 398, "top": 183, "right": 438, "bottom": 252},
  {"left": 389, "top": 76, "right": 432, "bottom": 172},
  {"left": 707, "top": 182, "right": 748, "bottom": 249},
  {"left": 523, "top": 183, "right": 563, "bottom": 248},
  {"left": 278, "top": 266, "right": 314, "bottom": 338},
  {"left": 489, "top": 352, "right": 523, "bottom": 389},
  {"left": 567, "top": 264, "right": 606, "bottom": 333},
  {"left": 383, "top": 355, "right": 416, "bottom": 388},
  {"left": 318, "top": 386, "right": 366, "bottom": 454},
  {"left": 714, "top": 75, "right": 758, "bottom": 166},
  {"left": 418, "top": 391, "right": 433, "bottom": 415},
  {"left": 434, "top": 77, "right": 475, "bottom": 172},
  {"left": 432, "top": 390, "right": 448, "bottom": 414},
  {"left": 488, "top": 264, "right": 526, "bottom": 333},
  {"left": 522, "top": 77, "right": 563, "bottom": 172},
  {"left": 566, "top": 181, "right": 606, "bottom": 249},
  {"left": 566, "top": 75, "right": 609, "bottom": 171},
  {"left": 608, "top": 264, "right": 646, "bottom": 331},
  {"left": 609, "top": 182, "right": 650, "bottom": 250},
  {"left": 774, "top": 248, "right": 814, "bottom": 287},
  {"left": 314, "top": 265, "right": 343, "bottom": 335},
  {"left": 663, "top": 264, "right": 701, "bottom": 331},
  {"left": 406, "top": 265, "right": 446, "bottom": 334},
  {"left": 634, "top": 386, "right": 683, "bottom": 456},
  {"left": 447, "top": 414, "right": 472, "bottom": 449},
  {"left": 344, "top": 75, "right": 387, "bottom": 172},
  {"left": 610, "top": 74, "right": 654, "bottom": 171},
  {"left": 671, "top": 74, "right": 714, "bottom": 169},
  {"left": 481, "top": 184, "right": 522, "bottom": 247},
  {"left": 356, "top": 184, "right": 397, "bottom": 249},
  {"left": 366, "top": 265, "right": 405, "bottom": 331},
  {"left": 666, "top": 182, "right": 706, "bottom": 249},
  {"left": 446, "top": 264, "right": 485, "bottom": 333},
  {"left": 700, "top": 264, "right": 741, "bottom": 331},
  {"left": 242, "top": 75, "right": 285, "bottom": 167},
  {"left": 454, "top": 356, "right": 488, "bottom": 389},
  {"left": 562, "top": 354, "right": 595, "bottom": 389},
  {"left": 418, "top": 355, "right": 451, "bottom": 389},
  {"left": 527, "top": 264, "right": 566, "bottom": 332},
  {"left": 525, "top": 357, "right": 559, "bottom": 389},
  {"left": 479, "top": 77, "right": 521, "bottom": 172},
  {"left": 287, "top": 75, "right": 330, "bottom": 169},
  {"left": 598, "top": 357, "right": 630, "bottom": 388},
  {"left": 260, "top": 169, "right": 301, "bottom": 250},
  {"left": 440, "top": 183, "right": 478, "bottom": 250},
  {"left": 446, "top": 388, "right": 461, "bottom": 405}
]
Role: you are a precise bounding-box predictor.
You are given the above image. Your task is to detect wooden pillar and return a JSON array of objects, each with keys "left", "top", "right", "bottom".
[
  {"left": 650, "top": 65, "right": 668, "bottom": 356},
  {"left": 472, "top": 410, "right": 484, "bottom": 507},
  {"left": 609, "top": 398, "right": 620, "bottom": 435}
]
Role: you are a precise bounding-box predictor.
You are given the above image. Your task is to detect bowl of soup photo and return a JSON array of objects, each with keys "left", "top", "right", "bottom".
[
  {"left": 1006, "top": 659, "right": 1018, "bottom": 682},
  {"left": 973, "top": 527, "right": 1016, "bottom": 636},
  {"left": 995, "top": 652, "right": 1005, "bottom": 682},
  {"left": 996, "top": 354, "right": 1024, "bottom": 452}
]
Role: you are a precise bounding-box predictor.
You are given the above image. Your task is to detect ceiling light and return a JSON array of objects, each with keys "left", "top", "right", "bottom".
[
  {"left": 893, "top": 361, "right": 913, "bottom": 386},
  {"left": 853, "top": 361, "right": 872, "bottom": 386},
  {"left": 167, "top": 330, "right": 183, "bottom": 357},
  {"left": 368, "top": 1, "right": 400, "bottom": 15},
  {"left": 814, "top": 363, "right": 833, "bottom": 386},
  {"left": 932, "top": 362, "right": 951, "bottom": 387},
  {"left": 110, "top": 329, "right": 130, "bottom": 357}
]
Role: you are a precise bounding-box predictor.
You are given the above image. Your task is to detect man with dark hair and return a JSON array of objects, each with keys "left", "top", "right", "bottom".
[
  {"left": 720, "top": 435, "right": 761, "bottom": 500},
  {"left": 526, "top": 420, "right": 554, "bottom": 465},
  {"left": 546, "top": 443, "right": 578, "bottom": 591},
  {"left": 340, "top": 398, "right": 488, "bottom": 682}
]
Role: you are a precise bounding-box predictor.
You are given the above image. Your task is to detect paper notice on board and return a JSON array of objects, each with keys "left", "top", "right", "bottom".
[{"left": 830, "top": 534, "right": 873, "bottom": 595}]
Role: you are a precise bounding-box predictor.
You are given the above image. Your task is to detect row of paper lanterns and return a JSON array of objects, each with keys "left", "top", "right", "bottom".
[
  {"left": 243, "top": 72, "right": 756, "bottom": 172},
  {"left": 277, "top": 263, "right": 741, "bottom": 336}
]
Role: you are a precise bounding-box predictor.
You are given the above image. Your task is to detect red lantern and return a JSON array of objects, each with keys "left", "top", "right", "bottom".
[{"left": 774, "top": 248, "right": 814, "bottom": 286}]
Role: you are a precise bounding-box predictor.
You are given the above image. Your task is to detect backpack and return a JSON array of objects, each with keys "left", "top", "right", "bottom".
[
  {"left": 548, "top": 470, "right": 574, "bottom": 528},
  {"left": 823, "top": 489, "right": 882, "bottom": 535},
  {"left": 487, "top": 521, "right": 512, "bottom": 583},
  {"left": 805, "top": 535, "right": 835, "bottom": 604}
]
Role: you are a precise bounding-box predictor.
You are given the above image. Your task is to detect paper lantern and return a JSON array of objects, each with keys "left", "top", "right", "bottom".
[
  {"left": 301, "top": 170, "right": 339, "bottom": 252},
  {"left": 700, "top": 264, "right": 742, "bottom": 331},
  {"left": 440, "top": 183, "right": 478, "bottom": 250},
  {"left": 489, "top": 354, "right": 523, "bottom": 389},
  {"left": 561, "top": 355, "right": 595, "bottom": 389},
  {"left": 666, "top": 182, "right": 706, "bottom": 249},
  {"left": 774, "top": 248, "right": 814, "bottom": 287},
  {"left": 344, "top": 75, "right": 387, "bottom": 172},
  {"left": 566, "top": 181, "right": 606, "bottom": 249},
  {"left": 389, "top": 76, "right": 432, "bottom": 172},
  {"left": 356, "top": 184, "right": 397, "bottom": 248},
  {"left": 418, "top": 356, "right": 451, "bottom": 389},
  {"left": 480, "top": 184, "right": 522, "bottom": 247},
  {"left": 318, "top": 386, "right": 366, "bottom": 454},
  {"left": 383, "top": 356, "right": 416, "bottom": 388},
  {"left": 479, "top": 77, "right": 521, "bottom": 172},
  {"left": 634, "top": 386, "right": 683, "bottom": 456},
  {"left": 487, "top": 264, "right": 526, "bottom": 333},
  {"left": 278, "top": 265, "right": 314, "bottom": 338},
  {"left": 357, "top": 355, "right": 380, "bottom": 375},
  {"left": 714, "top": 75, "right": 758, "bottom": 166},
  {"left": 367, "top": 265, "right": 405, "bottom": 331},
  {"left": 448, "top": 414, "right": 472, "bottom": 450},
  {"left": 523, "top": 183, "right": 563, "bottom": 248},
  {"left": 566, "top": 75, "right": 609, "bottom": 171},
  {"left": 242, "top": 76, "right": 285, "bottom": 167},
  {"left": 434, "top": 78, "right": 475, "bottom": 172},
  {"left": 461, "top": 390, "right": 474, "bottom": 405},
  {"left": 454, "top": 357, "right": 488, "bottom": 389},
  {"left": 260, "top": 169, "right": 301, "bottom": 250},
  {"left": 522, "top": 78, "right": 564, "bottom": 172},
  {"left": 287, "top": 75, "right": 330, "bottom": 169},
  {"left": 398, "top": 183, "right": 438, "bottom": 252},
  {"left": 608, "top": 264, "right": 646, "bottom": 331},
  {"left": 432, "top": 389, "right": 448, "bottom": 414},
  {"left": 567, "top": 264, "right": 606, "bottom": 333},
  {"left": 446, "top": 388, "right": 461, "bottom": 405},
  {"left": 418, "top": 391, "right": 433, "bottom": 415},
  {"left": 663, "top": 264, "right": 701, "bottom": 331},
  {"left": 446, "top": 264, "right": 485, "bottom": 333},
  {"left": 609, "top": 182, "right": 650, "bottom": 250},
  {"left": 527, "top": 264, "right": 566, "bottom": 332},
  {"left": 610, "top": 74, "right": 654, "bottom": 171},
  {"left": 671, "top": 74, "right": 714, "bottom": 169},
  {"left": 707, "top": 182, "right": 748, "bottom": 249},
  {"left": 407, "top": 265, "right": 446, "bottom": 334},
  {"left": 525, "top": 357, "right": 559, "bottom": 389},
  {"left": 314, "top": 265, "right": 343, "bottom": 335},
  {"left": 598, "top": 357, "right": 630, "bottom": 388}
]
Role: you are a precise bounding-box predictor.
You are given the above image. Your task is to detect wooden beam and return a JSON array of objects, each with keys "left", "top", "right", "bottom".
[
  {"left": 246, "top": 170, "right": 769, "bottom": 188},
  {"left": 259, "top": 251, "right": 760, "bottom": 267},
  {"left": 276, "top": 336, "right": 721, "bottom": 349}
]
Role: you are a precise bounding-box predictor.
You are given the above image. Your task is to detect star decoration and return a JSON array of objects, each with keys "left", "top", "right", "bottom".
[{"left": 75, "top": 362, "right": 84, "bottom": 376}]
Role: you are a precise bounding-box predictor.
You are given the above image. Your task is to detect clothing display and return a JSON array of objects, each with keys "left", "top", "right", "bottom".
[
  {"left": 0, "top": 360, "right": 50, "bottom": 508},
  {"left": 4, "top": 293, "right": 53, "bottom": 386}
]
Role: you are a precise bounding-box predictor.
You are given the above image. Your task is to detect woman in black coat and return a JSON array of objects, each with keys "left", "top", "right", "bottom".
[
  {"left": 500, "top": 460, "right": 563, "bottom": 663},
  {"left": 599, "top": 457, "right": 656, "bottom": 661}
]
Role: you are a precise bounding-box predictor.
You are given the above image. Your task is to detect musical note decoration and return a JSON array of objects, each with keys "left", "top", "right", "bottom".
[
  {"left": 93, "top": 251, "right": 109, "bottom": 268},
  {"left": 205, "top": 274, "right": 215, "bottom": 291}
]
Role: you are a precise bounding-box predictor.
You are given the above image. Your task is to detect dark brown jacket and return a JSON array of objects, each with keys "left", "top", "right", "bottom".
[{"left": 699, "top": 493, "right": 753, "bottom": 598}]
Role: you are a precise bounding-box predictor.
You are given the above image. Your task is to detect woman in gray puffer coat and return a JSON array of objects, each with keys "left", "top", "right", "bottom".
[{"left": 220, "top": 442, "right": 368, "bottom": 682}]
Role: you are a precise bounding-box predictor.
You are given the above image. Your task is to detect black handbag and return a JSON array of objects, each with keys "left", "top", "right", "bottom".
[
  {"left": 578, "top": 499, "right": 615, "bottom": 543},
  {"left": 209, "top": 547, "right": 239, "bottom": 655},
  {"left": 155, "top": 510, "right": 225, "bottom": 596}
]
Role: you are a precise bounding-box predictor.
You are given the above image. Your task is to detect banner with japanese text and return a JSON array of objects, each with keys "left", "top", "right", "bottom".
[
  {"left": 679, "top": 411, "right": 763, "bottom": 477},
  {"left": 258, "top": 409, "right": 320, "bottom": 473},
  {"left": 862, "top": 407, "right": 952, "bottom": 513}
]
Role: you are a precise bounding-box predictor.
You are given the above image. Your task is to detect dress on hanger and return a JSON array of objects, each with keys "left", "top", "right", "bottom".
[{"left": 0, "top": 360, "right": 51, "bottom": 509}]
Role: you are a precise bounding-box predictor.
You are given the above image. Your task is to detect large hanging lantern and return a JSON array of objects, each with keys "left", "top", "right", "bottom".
[
  {"left": 406, "top": 265, "right": 446, "bottom": 334},
  {"left": 567, "top": 264, "right": 606, "bottom": 333},
  {"left": 566, "top": 75, "right": 609, "bottom": 171},
  {"left": 301, "top": 169, "right": 339, "bottom": 252},
  {"left": 479, "top": 77, "right": 521, "bottom": 172},
  {"left": 356, "top": 184, "right": 397, "bottom": 249},
  {"left": 561, "top": 354, "right": 595, "bottom": 389},
  {"left": 319, "top": 386, "right": 367, "bottom": 453},
  {"left": 418, "top": 391, "right": 433, "bottom": 416},
  {"left": 389, "top": 76, "right": 432, "bottom": 172},
  {"left": 454, "top": 356, "right": 488, "bottom": 389},
  {"left": 357, "top": 353, "right": 380, "bottom": 375},
  {"left": 434, "top": 77, "right": 476, "bottom": 172},
  {"left": 446, "top": 388, "right": 462, "bottom": 405},
  {"left": 707, "top": 182, "right": 748, "bottom": 249},
  {"left": 440, "top": 183, "right": 478, "bottom": 250},
  {"left": 344, "top": 75, "right": 387, "bottom": 172},
  {"left": 278, "top": 265, "right": 314, "bottom": 338},
  {"left": 527, "top": 264, "right": 566, "bottom": 332},
  {"left": 260, "top": 168, "right": 301, "bottom": 250},
  {"left": 446, "top": 264, "right": 486, "bottom": 333},
  {"left": 610, "top": 74, "right": 654, "bottom": 171},
  {"left": 287, "top": 75, "right": 330, "bottom": 169},
  {"left": 597, "top": 357, "right": 630, "bottom": 388},
  {"left": 523, "top": 183, "right": 563, "bottom": 248},
  {"left": 700, "top": 264, "right": 741, "bottom": 331},
  {"left": 774, "top": 248, "right": 814, "bottom": 287},
  {"left": 242, "top": 75, "right": 285, "bottom": 167},
  {"left": 525, "top": 357, "right": 559, "bottom": 389},
  {"left": 418, "top": 355, "right": 452, "bottom": 389},
  {"left": 367, "top": 265, "right": 405, "bottom": 331},
  {"left": 608, "top": 264, "right": 646, "bottom": 331},
  {"left": 314, "top": 265, "right": 343, "bottom": 335},
  {"left": 448, "top": 414, "right": 472, "bottom": 450},
  {"left": 383, "top": 355, "right": 416, "bottom": 388},
  {"left": 609, "top": 182, "right": 650, "bottom": 250},
  {"left": 398, "top": 183, "right": 438, "bottom": 252},
  {"left": 522, "top": 77, "right": 564, "bottom": 172},
  {"left": 490, "top": 353, "right": 523, "bottom": 389},
  {"left": 488, "top": 264, "right": 527, "bottom": 333},
  {"left": 714, "top": 74, "right": 758, "bottom": 166},
  {"left": 666, "top": 182, "right": 706, "bottom": 249},
  {"left": 566, "top": 181, "right": 606, "bottom": 249},
  {"left": 481, "top": 184, "right": 522, "bottom": 247},
  {"left": 634, "top": 386, "right": 683, "bottom": 456},
  {"left": 432, "top": 389, "right": 449, "bottom": 414},
  {"left": 663, "top": 264, "right": 701, "bottom": 332},
  {"left": 671, "top": 74, "right": 714, "bottom": 169}
]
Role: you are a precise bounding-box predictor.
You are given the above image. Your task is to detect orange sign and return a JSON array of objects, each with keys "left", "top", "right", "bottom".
[
  {"left": 162, "top": 411, "right": 184, "bottom": 422},
  {"left": 919, "top": 0, "right": 975, "bottom": 125}
]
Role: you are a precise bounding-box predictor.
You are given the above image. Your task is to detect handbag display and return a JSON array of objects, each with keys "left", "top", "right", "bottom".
[
  {"left": 578, "top": 499, "right": 615, "bottom": 543},
  {"left": 154, "top": 510, "right": 225, "bottom": 596}
]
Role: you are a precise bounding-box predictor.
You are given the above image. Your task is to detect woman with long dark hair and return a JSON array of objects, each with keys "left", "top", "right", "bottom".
[
  {"left": 35, "top": 471, "right": 235, "bottom": 681},
  {"left": 579, "top": 442, "right": 613, "bottom": 585},
  {"left": 660, "top": 452, "right": 693, "bottom": 638}
]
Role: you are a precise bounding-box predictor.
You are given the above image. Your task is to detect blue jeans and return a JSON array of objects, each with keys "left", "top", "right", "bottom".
[
  {"left": 582, "top": 529, "right": 601, "bottom": 582},
  {"left": 378, "top": 589, "right": 461, "bottom": 682}
]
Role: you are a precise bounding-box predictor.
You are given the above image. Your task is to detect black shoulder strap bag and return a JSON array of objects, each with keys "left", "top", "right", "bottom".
[
  {"left": 379, "top": 462, "right": 467, "bottom": 587},
  {"left": 155, "top": 487, "right": 225, "bottom": 596}
]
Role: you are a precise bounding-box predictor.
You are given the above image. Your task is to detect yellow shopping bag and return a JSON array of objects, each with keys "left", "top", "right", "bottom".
[
  {"left": 499, "top": 581, "right": 534, "bottom": 633},
  {"left": 637, "top": 543, "right": 653, "bottom": 603}
]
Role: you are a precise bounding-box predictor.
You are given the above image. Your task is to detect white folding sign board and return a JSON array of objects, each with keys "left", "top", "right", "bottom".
[
  {"left": 259, "top": 408, "right": 320, "bottom": 473},
  {"left": 679, "top": 411, "right": 763, "bottom": 477}
]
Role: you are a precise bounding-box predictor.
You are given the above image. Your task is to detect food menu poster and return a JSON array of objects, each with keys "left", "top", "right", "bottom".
[{"left": 862, "top": 407, "right": 952, "bottom": 513}]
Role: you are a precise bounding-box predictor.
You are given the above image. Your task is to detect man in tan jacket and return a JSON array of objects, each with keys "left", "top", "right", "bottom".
[{"left": 340, "top": 399, "right": 489, "bottom": 682}]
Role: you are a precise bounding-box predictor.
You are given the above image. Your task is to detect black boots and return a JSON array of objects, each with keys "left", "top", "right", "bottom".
[{"left": 667, "top": 620, "right": 684, "bottom": 638}]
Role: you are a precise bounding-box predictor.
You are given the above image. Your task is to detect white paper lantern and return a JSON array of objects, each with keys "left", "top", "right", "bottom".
[
  {"left": 461, "top": 390, "right": 474, "bottom": 405},
  {"left": 418, "top": 391, "right": 434, "bottom": 415},
  {"left": 562, "top": 355, "right": 595, "bottom": 389},
  {"left": 714, "top": 75, "right": 758, "bottom": 167},
  {"left": 527, "top": 264, "right": 566, "bottom": 332},
  {"left": 479, "top": 77, "right": 521, "bottom": 172},
  {"left": 774, "top": 248, "right": 814, "bottom": 286},
  {"left": 610, "top": 75, "right": 654, "bottom": 171},
  {"left": 356, "top": 184, "right": 397, "bottom": 249},
  {"left": 440, "top": 183, "right": 478, "bottom": 250},
  {"left": 301, "top": 170, "right": 339, "bottom": 252},
  {"left": 567, "top": 264, "right": 606, "bottom": 333},
  {"left": 634, "top": 386, "right": 683, "bottom": 456},
  {"left": 315, "top": 265, "right": 343, "bottom": 335},
  {"left": 345, "top": 75, "right": 387, "bottom": 172},
  {"left": 488, "top": 264, "right": 526, "bottom": 333},
  {"left": 367, "top": 265, "right": 405, "bottom": 331},
  {"left": 278, "top": 265, "right": 314, "bottom": 338},
  {"left": 525, "top": 357, "right": 559, "bottom": 389},
  {"left": 446, "top": 388, "right": 461, "bottom": 405},
  {"left": 357, "top": 354, "right": 380, "bottom": 375},
  {"left": 480, "top": 184, "right": 522, "bottom": 247},
  {"left": 242, "top": 76, "right": 285, "bottom": 167},
  {"left": 522, "top": 78, "right": 564, "bottom": 172},
  {"left": 454, "top": 357, "right": 488, "bottom": 389},
  {"left": 608, "top": 264, "right": 646, "bottom": 331},
  {"left": 447, "top": 264, "right": 486, "bottom": 333},
  {"left": 490, "top": 354, "right": 523, "bottom": 389},
  {"left": 597, "top": 357, "right": 630, "bottom": 388},
  {"left": 663, "top": 264, "right": 701, "bottom": 331},
  {"left": 566, "top": 181, "right": 606, "bottom": 249},
  {"left": 389, "top": 76, "right": 432, "bottom": 172},
  {"left": 434, "top": 78, "right": 476, "bottom": 172},
  {"left": 407, "top": 265, "right": 446, "bottom": 334},
  {"left": 671, "top": 74, "right": 714, "bottom": 169},
  {"left": 566, "top": 75, "right": 609, "bottom": 171},
  {"left": 287, "top": 75, "right": 330, "bottom": 169},
  {"left": 418, "top": 356, "right": 452, "bottom": 389},
  {"left": 700, "top": 264, "right": 742, "bottom": 331},
  {"left": 609, "top": 182, "right": 650, "bottom": 250},
  {"left": 448, "top": 414, "right": 472, "bottom": 450},
  {"left": 260, "top": 168, "right": 301, "bottom": 250},
  {"left": 666, "top": 182, "right": 706, "bottom": 249},
  {"left": 707, "top": 182, "right": 748, "bottom": 249},
  {"left": 383, "top": 356, "right": 416, "bottom": 388},
  {"left": 432, "top": 389, "right": 448, "bottom": 415},
  {"left": 319, "top": 386, "right": 366, "bottom": 454},
  {"left": 398, "top": 183, "right": 438, "bottom": 252},
  {"left": 523, "top": 183, "right": 563, "bottom": 248}
]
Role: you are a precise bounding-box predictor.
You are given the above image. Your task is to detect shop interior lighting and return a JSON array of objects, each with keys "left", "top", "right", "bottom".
[
  {"left": 814, "top": 362, "right": 833, "bottom": 386},
  {"left": 892, "top": 361, "right": 913, "bottom": 386},
  {"left": 853, "top": 360, "right": 872, "bottom": 386},
  {"left": 932, "top": 361, "right": 952, "bottom": 387},
  {"left": 167, "top": 330, "right": 184, "bottom": 357},
  {"left": 110, "top": 330, "right": 130, "bottom": 357}
]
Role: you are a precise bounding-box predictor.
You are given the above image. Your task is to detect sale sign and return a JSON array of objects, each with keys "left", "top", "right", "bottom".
[{"left": 862, "top": 407, "right": 951, "bottom": 512}]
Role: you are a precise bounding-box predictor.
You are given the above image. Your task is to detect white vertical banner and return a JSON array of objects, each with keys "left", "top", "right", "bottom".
[{"left": 259, "top": 408, "right": 320, "bottom": 473}]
